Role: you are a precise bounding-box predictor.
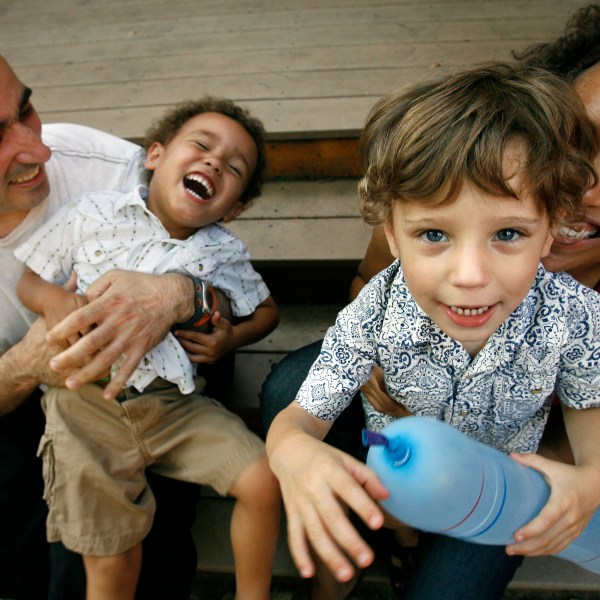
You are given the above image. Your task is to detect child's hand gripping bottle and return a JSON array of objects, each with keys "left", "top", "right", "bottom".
[{"left": 363, "top": 416, "right": 600, "bottom": 574}]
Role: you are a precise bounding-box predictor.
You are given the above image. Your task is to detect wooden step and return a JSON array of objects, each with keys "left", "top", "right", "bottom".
[
  {"left": 226, "top": 304, "right": 340, "bottom": 414},
  {"left": 193, "top": 495, "right": 600, "bottom": 594},
  {"left": 228, "top": 178, "right": 370, "bottom": 264}
]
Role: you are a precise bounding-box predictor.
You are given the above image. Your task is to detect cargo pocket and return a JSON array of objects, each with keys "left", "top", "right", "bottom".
[{"left": 37, "top": 432, "right": 56, "bottom": 507}]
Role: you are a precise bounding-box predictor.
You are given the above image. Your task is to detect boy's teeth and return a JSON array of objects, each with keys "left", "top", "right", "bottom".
[
  {"left": 450, "top": 305, "right": 489, "bottom": 316},
  {"left": 559, "top": 226, "right": 598, "bottom": 240},
  {"left": 184, "top": 174, "right": 214, "bottom": 200}
]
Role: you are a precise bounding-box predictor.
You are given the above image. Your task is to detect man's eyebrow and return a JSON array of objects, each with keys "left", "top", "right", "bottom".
[
  {"left": 0, "top": 86, "right": 33, "bottom": 133},
  {"left": 20, "top": 87, "right": 33, "bottom": 112}
]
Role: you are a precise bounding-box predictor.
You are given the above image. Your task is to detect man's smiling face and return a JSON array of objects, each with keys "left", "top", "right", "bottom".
[{"left": 0, "top": 56, "right": 51, "bottom": 219}]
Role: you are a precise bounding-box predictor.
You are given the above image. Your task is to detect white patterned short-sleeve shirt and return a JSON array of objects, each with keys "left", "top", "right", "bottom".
[
  {"left": 296, "top": 260, "right": 600, "bottom": 453},
  {"left": 15, "top": 185, "right": 270, "bottom": 394}
]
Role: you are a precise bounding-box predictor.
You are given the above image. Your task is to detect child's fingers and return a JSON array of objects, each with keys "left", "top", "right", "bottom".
[
  {"left": 295, "top": 487, "right": 370, "bottom": 582},
  {"left": 284, "top": 508, "right": 317, "bottom": 579},
  {"left": 306, "top": 466, "right": 380, "bottom": 573}
]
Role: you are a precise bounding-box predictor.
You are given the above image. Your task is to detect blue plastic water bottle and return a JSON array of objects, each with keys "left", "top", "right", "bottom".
[{"left": 363, "top": 416, "right": 600, "bottom": 574}]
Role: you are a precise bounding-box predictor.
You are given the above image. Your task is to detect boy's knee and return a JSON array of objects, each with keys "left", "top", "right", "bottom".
[
  {"left": 231, "top": 455, "right": 280, "bottom": 507},
  {"left": 84, "top": 544, "right": 141, "bottom": 581}
]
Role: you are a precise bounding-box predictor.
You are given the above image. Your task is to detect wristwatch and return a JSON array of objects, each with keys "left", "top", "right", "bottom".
[{"left": 176, "top": 276, "right": 217, "bottom": 329}]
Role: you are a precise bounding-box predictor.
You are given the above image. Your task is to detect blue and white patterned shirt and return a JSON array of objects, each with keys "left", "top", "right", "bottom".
[
  {"left": 15, "top": 185, "right": 269, "bottom": 394},
  {"left": 297, "top": 260, "right": 600, "bottom": 453}
]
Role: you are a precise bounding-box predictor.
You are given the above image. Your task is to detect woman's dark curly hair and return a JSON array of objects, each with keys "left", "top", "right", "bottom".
[
  {"left": 143, "top": 96, "right": 267, "bottom": 206},
  {"left": 513, "top": 4, "right": 600, "bottom": 80}
]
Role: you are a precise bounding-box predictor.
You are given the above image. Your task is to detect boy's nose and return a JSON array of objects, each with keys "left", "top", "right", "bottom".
[
  {"left": 204, "top": 156, "right": 222, "bottom": 174},
  {"left": 448, "top": 247, "right": 490, "bottom": 288}
]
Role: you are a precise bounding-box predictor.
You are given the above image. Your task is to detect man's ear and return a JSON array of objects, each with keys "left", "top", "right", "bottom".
[
  {"left": 222, "top": 201, "right": 245, "bottom": 223},
  {"left": 384, "top": 219, "right": 400, "bottom": 259},
  {"left": 144, "top": 142, "right": 164, "bottom": 171}
]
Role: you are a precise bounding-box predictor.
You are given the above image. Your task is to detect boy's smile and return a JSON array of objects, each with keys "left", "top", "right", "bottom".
[
  {"left": 144, "top": 111, "right": 257, "bottom": 239},
  {"left": 385, "top": 149, "right": 554, "bottom": 357}
]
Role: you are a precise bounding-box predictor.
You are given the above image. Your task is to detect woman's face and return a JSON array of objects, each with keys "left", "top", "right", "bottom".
[{"left": 542, "top": 63, "right": 600, "bottom": 287}]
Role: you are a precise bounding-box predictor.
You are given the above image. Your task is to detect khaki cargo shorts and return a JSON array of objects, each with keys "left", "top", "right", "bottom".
[{"left": 38, "top": 379, "right": 265, "bottom": 556}]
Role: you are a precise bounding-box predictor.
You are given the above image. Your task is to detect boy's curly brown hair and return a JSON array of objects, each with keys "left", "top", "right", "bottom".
[
  {"left": 144, "top": 96, "right": 267, "bottom": 206},
  {"left": 358, "top": 62, "right": 598, "bottom": 229}
]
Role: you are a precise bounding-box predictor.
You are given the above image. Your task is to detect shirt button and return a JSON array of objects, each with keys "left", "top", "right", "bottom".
[
  {"left": 459, "top": 410, "right": 469, "bottom": 417},
  {"left": 95, "top": 250, "right": 102, "bottom": 256},
  {"left": 198, "top": 263, "right": 203, "bottom": 271},
  {"left": 531, "top": 388, "right": 542, "bottom": 395}
]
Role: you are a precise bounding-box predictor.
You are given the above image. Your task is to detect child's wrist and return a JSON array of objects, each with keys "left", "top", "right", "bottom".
[{"left": 175, "top": 276, "right": 216, "bottom": 329}]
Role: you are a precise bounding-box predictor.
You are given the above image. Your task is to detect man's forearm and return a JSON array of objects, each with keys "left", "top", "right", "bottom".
[
  {"left": 0, "top": 341, "right": 41, "bottom": 415},
  {"left": 0, "top": 318, "right": 64, "bottom": 416}
]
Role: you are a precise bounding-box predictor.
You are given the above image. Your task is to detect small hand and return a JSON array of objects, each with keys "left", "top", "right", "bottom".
[
  {"left": 507, "top": 453, "right": 599, "bottom": 557},
  {"left": 174, "top": 312, "right": 236, "bottom": 364},
  {"left": 270, "top": 428, "right": 388, "bottom": 581}
]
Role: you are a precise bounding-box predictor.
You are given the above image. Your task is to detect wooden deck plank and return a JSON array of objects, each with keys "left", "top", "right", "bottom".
[
  {"left": 3, "top": 18, "right": 576, "bottom": 60},
  {"left": 10, "top": 40, "right": 527, "bottom": 86},
  {"left": 1, "top": 1, "right": 586, "bottom": 43},
  {"left": 33, "top": 97, "right": 380, "bottom": 140},
  {"left": 228, "top": 216, "right": 371, "bottom": 262}
]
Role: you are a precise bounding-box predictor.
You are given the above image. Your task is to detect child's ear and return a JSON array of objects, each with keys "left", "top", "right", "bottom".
[
  {"left": 222, "top": 201, "right": 245, "bottom": 223},
  {"left": 384, "top": 220, "right": 401, "bottom": 259},
  {"left": 541, "top": 229, "right": 555, "bottom": 259},
  {"left": 144, "top": 142, "right": 164, "bottom": 171}
]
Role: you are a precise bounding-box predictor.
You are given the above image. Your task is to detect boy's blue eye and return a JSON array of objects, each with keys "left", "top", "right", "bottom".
[
  {"left": 423, "top": 230, "right": 446, "bottom": 243},
  {"left": 496, "top": 229, "right": 519, "bottom": 242}
]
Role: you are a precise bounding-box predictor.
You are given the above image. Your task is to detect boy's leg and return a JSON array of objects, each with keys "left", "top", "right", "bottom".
[
  {"left": 83, "top": 543, "right": 141, "bottom": 600},
  {"left": 228, "top": 454, "right": 281, "bottom": 600},
  {"left": 48, "top": 476, "right": 200, "bottom": 600}
]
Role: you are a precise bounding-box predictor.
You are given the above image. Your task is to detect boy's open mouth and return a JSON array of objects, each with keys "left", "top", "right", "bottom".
[{"left": 184, "top": 173, "right": 214, "bottom": 201}]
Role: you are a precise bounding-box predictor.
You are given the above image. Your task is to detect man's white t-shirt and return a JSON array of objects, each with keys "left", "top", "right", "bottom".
[{"left": 0, "top": 123, "right": 144, "bottom": 353}]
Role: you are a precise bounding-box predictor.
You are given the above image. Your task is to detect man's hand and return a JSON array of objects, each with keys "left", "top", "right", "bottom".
[
  {"left": 361, "top": 366, "right": 412, "bottom": 418},
  {"left": 46, "top": 270, "right": 195, "bottom": 399}
]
